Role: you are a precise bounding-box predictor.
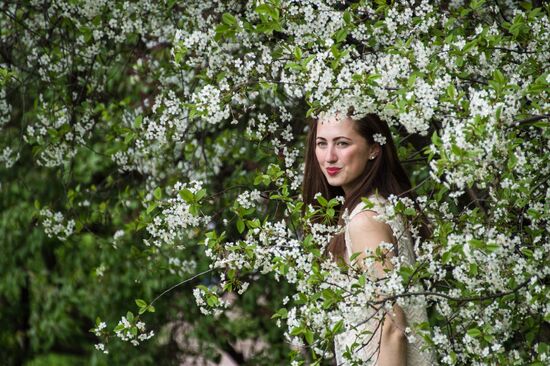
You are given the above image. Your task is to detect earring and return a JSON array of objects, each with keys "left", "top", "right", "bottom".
[{"left": 369, "top": 155, "right": 376, "bottom": 160}]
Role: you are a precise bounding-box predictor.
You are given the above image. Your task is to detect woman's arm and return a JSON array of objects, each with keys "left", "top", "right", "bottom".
[{"left": 348, "top": 210, "right": 407, "bottom": 366}]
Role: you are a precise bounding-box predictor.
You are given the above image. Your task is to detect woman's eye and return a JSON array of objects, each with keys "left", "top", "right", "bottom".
[
  {"left": 337, "top": 141, "right": 349, "bottom": 147},
  {"left": 316, "top": 141, "right": 327, "bottom": 147}
]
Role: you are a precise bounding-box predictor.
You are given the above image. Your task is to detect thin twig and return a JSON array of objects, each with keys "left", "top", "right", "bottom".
[{"left": 149, "top": 268, "right": 214, "bottom": 307}]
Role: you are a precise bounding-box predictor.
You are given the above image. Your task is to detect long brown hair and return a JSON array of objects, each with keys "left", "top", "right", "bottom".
[{"left": 302, "top": 113, "right": 412, "bottom": 259}]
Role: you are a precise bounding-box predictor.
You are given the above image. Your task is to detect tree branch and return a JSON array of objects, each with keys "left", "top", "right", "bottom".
[
  {"left": 372, "top": 277, "right": 532, "bottom": 305},
  {"left": 515, "top": 114, "right": 549, "bottom": 126}
]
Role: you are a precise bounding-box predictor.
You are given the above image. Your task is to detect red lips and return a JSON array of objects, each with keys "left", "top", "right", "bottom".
[{"left": 326, "top": 167, "right": 341, "bottom": 176}]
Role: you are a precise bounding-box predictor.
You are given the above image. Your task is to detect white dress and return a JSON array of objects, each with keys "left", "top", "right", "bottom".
[{"left": 334, "top": 196, "right": 435, "bottom": 365}]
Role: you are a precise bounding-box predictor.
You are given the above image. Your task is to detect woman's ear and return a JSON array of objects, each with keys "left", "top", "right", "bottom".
[{"left": 368, "top": 144, "right": 381, "bottom": 160}]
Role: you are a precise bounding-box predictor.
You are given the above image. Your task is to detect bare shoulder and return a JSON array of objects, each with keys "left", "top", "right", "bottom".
[{"left": 347, "top": 209, "right": 395, "bottom": 254}]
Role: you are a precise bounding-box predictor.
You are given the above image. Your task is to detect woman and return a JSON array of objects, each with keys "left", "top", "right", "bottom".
[{"left": 302, "top": 113, "right": 433, "bottom": 365}]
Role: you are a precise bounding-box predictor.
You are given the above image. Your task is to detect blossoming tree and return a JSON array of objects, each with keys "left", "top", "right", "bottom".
[{"left": 1, "top": 0, "right": 548, "bottom": 365}]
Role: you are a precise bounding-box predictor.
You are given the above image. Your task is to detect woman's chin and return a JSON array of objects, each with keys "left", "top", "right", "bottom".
[{"left": 325, "top": 177, "right": 343, "bottom": 187}]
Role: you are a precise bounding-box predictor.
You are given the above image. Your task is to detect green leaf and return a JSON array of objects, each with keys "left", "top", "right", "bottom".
[
  {"left": 146, "top": 202, "right": 158, "bottom": 214},
  {"left": 349, "top": 252, "right": 361, "bottom": 262},
  {"left": 332, "top": 320, "right": 344, "bottom": 334},
  {"left": 486, "top": 243, "right": 499, "bottom": 253},
  {"left": 527, "top": 73, "right": 549, "bottom": 94},
  {"left": 404, "top": 207, "right": 416, "bottom": 216},
  {"left": 134, "top": 115, "right": 143, "bottom": 128},
  {"left": 179, "top": 188, "right": 194, "bottom": 202},
  {"left": 255, "top": 4, "right": 270, "bottom": 16},
  {"left": 446, "top": 84, "right": 456, "bottom": 99},
  {"left": 520, "top": 247, "right": 533, "bottom": 258},
  {"left": 222, "top": 13, "right": 237, "bottom": 26},
  {"left": 189, "top": 204, "right": 199, "bottom": 216},
  {"left": 334, "top": 28, "right": 348, "bottom": 43},
  {"left": 254, "top": 174, "right": 264, "bottom": 185},
  {"left": 215, "top": 23, "right": 231, "bottom": 40},
  {"left": 135, "top": 299, "right": 147, "bottom": 308},
  {"left": 255, "top": 4, "right": 279, "bottom": 20},
  {"left": 114, "top": 323, "right": 125, "bottom": 332},
  {"left": 153, "top": 187, "right": 162, "bottom": 200},
  {"left": 399, "top": 266, "right": 413, "bottom": 282},
  {"left": 304, "top": 329, "right": 314, "bottom": 345},
  {"left": 343, "top": 10, "right": 351, "bottom": 24},
  {"left": 272, "top": 308, "right": 288, "bottom": 319},
  {"left": 361, "top": 197, "right": 375, "bottom": 209},
  {"left": 236, "top": 219, "right": 245, "bottom": 233},
  {"left": 124, "top": 132, "right": 135, "bottom": 144},
  {"left": 407, "top": 73, "right": 418, "bottom": 88},
  {"left": 284, "top": 61, "right": 303, "bottom": 71},
  {"left": 467, "top": 328, "right": 481, "bottom": 337},
  {"left": 470, "top": 0, "right": 486, "bottom": 10},
  {"left": 206, "top": 295, "right": 219, "bottom": 307},
  {"left": 493, "top": 69, "right": 506, "bottom": 85},
  {"left": 469, "top": 239, "right": 484, "bottom": 249},
  {"left": 316, "top": 195, "right": 328, "bottom": 207},
  {"left": 195, "top": 189, "right": 206, "bottom": 201},
  {"left": 293, "top": 47, "right": 302, "bottom": 60},
  {"left": 483, "top": 334, "right": 494, "bottom": 343}
]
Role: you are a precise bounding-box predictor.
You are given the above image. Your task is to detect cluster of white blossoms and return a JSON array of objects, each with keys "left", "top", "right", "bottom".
[
  {"left": 94, "top": 342, "right": 108, "bottom": 354},
  {"left": 372, "top": 133, "right": 386, "bottom": 146},
  {"left": 1, "top": 0, "right": 180, "bottom": 172},
  {"left": 144, "top": 181, "right": 210, "bottom": 248},
  {"left": 112, "top": 230, "right": 125, "bottom": 248},
  {"left": 0, "top": 87, "right": 11, "bottom": 127},
  {"left": 191, "top": 85, "right": 231, "bottom": 125},
  {"left": 111, "top": 91, "right": 190, "bottom": 177},
  {"left": 92, "top": 322, "right": 109, "bottom": 353},
  {"left": 235, "top": 189, "right": 262, "bottom": 210},
  {"left": 192, "top": 286, "right": 231, "bottom": 317},
  {"left": 92, "top": 321, "right": 107, "bottom": 337},
  {"left": 39, "top": 208, "right": 75, "bottom": 241},
  {"left": 22, "top": 98, "right": 95, "bottom": 167},
  {"left": 0, "top": 146, "right": 20, "bottom": 169},
  {"left": 168, "top": 257, "right": 197, "bottom": 277},
  {"left": 114, "top": 315, "right": 155, "bottom": 347}
]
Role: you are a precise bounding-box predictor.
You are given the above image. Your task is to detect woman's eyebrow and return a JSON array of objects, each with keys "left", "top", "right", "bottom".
[{"left": 316, "top": 136, "right": 352, "bottom": 141}]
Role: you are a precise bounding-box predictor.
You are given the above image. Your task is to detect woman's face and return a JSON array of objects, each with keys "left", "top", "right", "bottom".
[{"left": 315, "top": 116, "right": 376, "bottom": 195}]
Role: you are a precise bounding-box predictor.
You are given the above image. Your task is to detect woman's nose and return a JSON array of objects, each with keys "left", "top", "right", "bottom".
[{"left": 326, "top": 145, "right": 337, "bottom": 163}]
